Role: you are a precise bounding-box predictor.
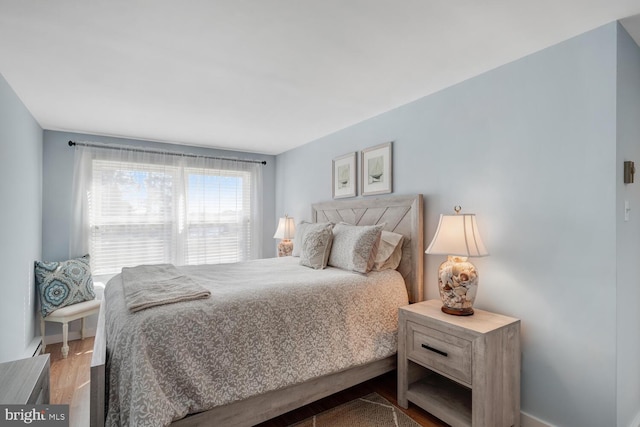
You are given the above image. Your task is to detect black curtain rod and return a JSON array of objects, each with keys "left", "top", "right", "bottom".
[{"left": 68, "top": 140, "right": 267, "bottom": 165}]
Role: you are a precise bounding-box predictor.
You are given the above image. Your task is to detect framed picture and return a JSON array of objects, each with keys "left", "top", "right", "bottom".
[
  {"left": 361, "top": 142, "right": 392, "bottom": 196},
  {"left": 332, "top": 152, "right": 357, "bottom": 199}
]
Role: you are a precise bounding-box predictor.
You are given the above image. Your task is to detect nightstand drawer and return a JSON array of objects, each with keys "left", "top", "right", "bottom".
[{"left": 407, "top": 321, "right": 472, "bottom": 385}]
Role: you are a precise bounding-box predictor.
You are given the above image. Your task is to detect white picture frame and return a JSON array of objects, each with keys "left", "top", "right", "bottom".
[
  {"left": 332, "top": 152, "right": 357, "bottom": 199},
  {"left": 361, "top": 142, "right": 392, "bottom": 196}
]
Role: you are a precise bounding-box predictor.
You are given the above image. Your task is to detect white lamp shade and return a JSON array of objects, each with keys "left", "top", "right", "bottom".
[
  {"left": 273, "top": 216, "right": 296, "bottom": 240},
  {"left": 426, "top": 213, "right": 488, "bottom": 257}
]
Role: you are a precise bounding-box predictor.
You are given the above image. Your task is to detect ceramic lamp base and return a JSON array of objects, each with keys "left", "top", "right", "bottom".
[
  {"left": 438, "top": 255, "right": 479, "bottom": 316},
  {"left": 277, "top": 240, "right": 293, "bottom": 257}
]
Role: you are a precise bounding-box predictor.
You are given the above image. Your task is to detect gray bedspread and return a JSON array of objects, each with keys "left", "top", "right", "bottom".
[{"left": 104, "top": 257, "right": 409, "bottom": 426}]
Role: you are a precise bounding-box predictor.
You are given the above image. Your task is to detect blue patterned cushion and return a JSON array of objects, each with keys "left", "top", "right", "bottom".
[{"left": 35, "top": 255, "right": 96, "bottom": 317}]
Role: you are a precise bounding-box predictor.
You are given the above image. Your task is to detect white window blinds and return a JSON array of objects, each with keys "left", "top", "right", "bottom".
[
  {"left": 90, "top": 160, "right": 178, "bottom": 275},
  {"left": 71, "top": 145, "right": 263, "bottom": 276},
  {"left": 183, "top": 167, "right": 252, "bottom": 265}
]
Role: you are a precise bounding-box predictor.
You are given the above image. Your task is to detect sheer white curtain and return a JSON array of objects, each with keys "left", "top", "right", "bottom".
[{"left": 70, "top": 144, "right": 263, "bottom": 277}]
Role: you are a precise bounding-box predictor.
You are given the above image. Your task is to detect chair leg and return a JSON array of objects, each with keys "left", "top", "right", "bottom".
[
  {"left": 40, "top": 317, "right": 46, "bottom": 354},
  {"left": 61, "top": 322, "right": 69, "bottom": 359}
]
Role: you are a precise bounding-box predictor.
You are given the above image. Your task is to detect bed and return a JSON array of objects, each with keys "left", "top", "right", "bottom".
[{"left": 90, "top": 194, "right": 424, "bottom": 427}]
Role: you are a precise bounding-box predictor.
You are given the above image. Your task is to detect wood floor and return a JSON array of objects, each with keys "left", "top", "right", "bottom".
[
  {"left": 47, "top": 337, "right": 448, "bottom": 427},
  {"left": 46, "top": 337, "right": 94, "bottom": 427}
]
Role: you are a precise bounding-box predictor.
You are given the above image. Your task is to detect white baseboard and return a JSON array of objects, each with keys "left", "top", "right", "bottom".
[
  {"left": 521, "top": 408, "right": 640, "bottom": 427},
  {"left": 32, "top": 341, "right": 42, "bottom": 357},
  {"left": 26, "top": 336, "right": 42, "bottom": 358},
  {"left": 43, "top": 328, "right": 97, "bottom": 346},
  {"left": 521, "top": 411, "right": 554, "bottom": 427}
]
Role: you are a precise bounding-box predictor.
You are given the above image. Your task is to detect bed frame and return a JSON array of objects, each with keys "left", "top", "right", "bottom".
[{"left": 90, "top": 194, "right": 423, "bottom": 427}]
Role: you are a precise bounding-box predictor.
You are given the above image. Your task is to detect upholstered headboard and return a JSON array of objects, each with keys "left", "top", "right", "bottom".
[{"left": 311, "top": 194, "right": 424, "bottom": 303}]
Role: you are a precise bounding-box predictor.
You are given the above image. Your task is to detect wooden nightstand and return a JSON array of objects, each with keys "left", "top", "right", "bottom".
[
  {"left": 0, "top": 354, "right": 50, "bottom": 404},
  {"left": 398, "top": 300, "right": 520, "bottom": 427}
]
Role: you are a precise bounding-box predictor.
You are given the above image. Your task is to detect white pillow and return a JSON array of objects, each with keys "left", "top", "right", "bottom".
[
  {"left": 328, "top": 222, "right": 384, "bottom": 273},
  {"left": 373, "top": 231, "right": 405, "bottom": 271}
]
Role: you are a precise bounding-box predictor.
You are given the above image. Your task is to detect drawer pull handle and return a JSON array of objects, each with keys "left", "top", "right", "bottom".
[{"left": 422, "top": 343, "right": 448, "bottom": 357}]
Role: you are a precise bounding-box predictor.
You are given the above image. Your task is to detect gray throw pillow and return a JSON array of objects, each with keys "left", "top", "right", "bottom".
[
  {"left": 292, "top": 221, "right": 332, "bottom": 257},
  {"left": 328, "top": 222, "right": 384, "bottom": 273},
  {"left": 299, "top": 223, "right": 334, "bottom": 269}
]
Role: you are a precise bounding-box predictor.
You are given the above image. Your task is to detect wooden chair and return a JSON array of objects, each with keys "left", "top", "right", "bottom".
[{"left": 40, "top": 299, "right": 101, "bottom": 358}]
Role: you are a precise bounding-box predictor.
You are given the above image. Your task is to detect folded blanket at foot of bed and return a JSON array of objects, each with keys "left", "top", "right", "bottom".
[{"left": 121, "top": 264, "right": 211, "bottom": 312}]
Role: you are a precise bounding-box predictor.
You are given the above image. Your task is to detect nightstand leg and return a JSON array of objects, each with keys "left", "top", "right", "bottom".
[
  {"left": 398, "top": 313, "right": 408, "bottom": 408},
  {"left": 81, "top": 317, "right": 86, "bottom": 340},
  {"left": 398, "top": 387, "right": 408, "bottom": 408},
  {"left": 398, "top": 354, "right": 409, "bottom": 408}
]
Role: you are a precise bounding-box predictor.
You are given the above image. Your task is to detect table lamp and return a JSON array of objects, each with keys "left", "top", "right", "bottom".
[
  {"left": 274, "top": 215, "right": 296, "bottom": 257},
  {"left": 425, "top": 206, "right": 488, "bottom": 315}
]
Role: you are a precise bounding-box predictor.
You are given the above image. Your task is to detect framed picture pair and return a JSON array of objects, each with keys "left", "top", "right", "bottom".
[{"left": 332, "top": 142, "right": 392, "bottom": 199}]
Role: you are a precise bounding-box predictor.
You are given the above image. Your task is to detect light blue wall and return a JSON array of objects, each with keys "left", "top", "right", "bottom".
[
  {"left": 615, "top": 23, "right": 640, "bottom": 427},
  {"left": 0, "top": 72, "right": 43, "bottom": 363},
  {"left": 276, "top": 24, "right": 621, "bottom": 426}
]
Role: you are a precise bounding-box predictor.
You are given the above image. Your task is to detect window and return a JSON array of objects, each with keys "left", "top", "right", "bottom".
[
  {"left": 90, "top": 160, "right": 179, "bottom": 275},
  {"left": 71, "top": 146, "right": 262, "bottom": 276},
  {"left": 184, "top": 168, "right": 252, "bottom": 265}
]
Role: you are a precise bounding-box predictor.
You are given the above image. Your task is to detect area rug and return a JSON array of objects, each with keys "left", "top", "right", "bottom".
[{"left": 290, "top": 392, "right": 421, "bottom": 427}]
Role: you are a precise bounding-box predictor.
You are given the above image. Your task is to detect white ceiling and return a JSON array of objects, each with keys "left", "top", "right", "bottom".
[{"left": 1, "top": 1, "right": 640, "bottom": 155}]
